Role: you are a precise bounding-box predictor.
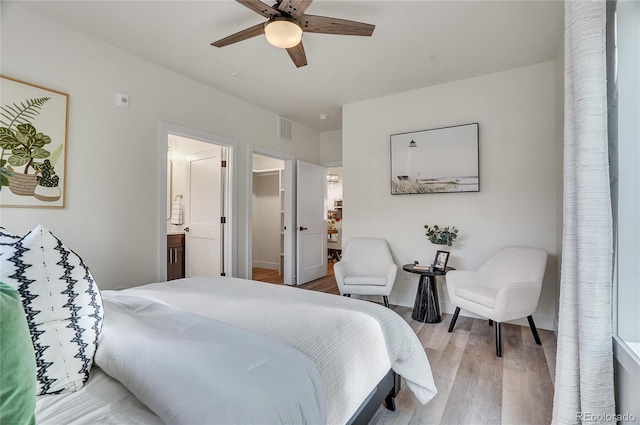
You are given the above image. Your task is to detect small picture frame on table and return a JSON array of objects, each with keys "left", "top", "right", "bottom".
[{"left": 432, "top": 250, "right": 450, "bottom": 271}]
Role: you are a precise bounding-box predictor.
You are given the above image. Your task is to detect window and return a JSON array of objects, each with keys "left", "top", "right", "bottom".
[{"left": 611, "top": 1, "right": 640, "bottom": 360}]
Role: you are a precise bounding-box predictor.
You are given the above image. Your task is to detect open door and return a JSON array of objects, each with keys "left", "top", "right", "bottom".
[
  {"left": 184, "top": 147, "right": 224, "bottom": 277},
  {"left": 296, "top": 160, "right": 328, "bottom": 284}
]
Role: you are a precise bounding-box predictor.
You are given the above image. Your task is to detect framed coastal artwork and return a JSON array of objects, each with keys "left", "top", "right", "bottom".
[
  {"left": 390, "top": 123, "right": 479, "bottom": 195},
  {"left": 0, "top": 76, "right": 68, "bottom": 208}
]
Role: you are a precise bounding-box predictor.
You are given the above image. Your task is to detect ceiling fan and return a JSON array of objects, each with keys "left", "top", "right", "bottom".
[{"left": 211, "top": 0, "right": 375, "bottom": 68}]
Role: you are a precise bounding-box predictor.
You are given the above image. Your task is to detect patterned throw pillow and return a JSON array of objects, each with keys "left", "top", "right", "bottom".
[
  {"left": 0, "top": 226, "right": 22, "bottom": 254},
  {"left": 0, "top": 225, "right": 103, "bottom": 395}
]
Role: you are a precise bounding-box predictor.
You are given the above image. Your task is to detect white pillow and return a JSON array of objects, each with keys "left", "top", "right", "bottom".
[{"left": 0, "top": 225, "right": 103, "bottom": 395}]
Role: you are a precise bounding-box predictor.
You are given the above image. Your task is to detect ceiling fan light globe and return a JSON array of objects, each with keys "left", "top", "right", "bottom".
[{"left": 264, "top": 19, "right": 303, "bottom": 49}]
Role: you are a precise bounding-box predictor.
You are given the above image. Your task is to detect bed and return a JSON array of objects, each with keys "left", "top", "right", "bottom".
[{"left": 1, "top": 225, "right": 437, "bottom": 424}]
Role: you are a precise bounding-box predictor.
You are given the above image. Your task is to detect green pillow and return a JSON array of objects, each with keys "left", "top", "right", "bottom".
[{"left": 0, "top": 282, "right": 37, "bottom": 425}]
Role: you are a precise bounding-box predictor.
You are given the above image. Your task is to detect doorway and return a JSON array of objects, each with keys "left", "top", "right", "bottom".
[
  {"left": 159, "top": 122, "right": 236, "bottom": 281},
  {"left": 327, "top": 166, "right": 343, "bottom": 263},
  {"left": 248, "top": 146, "right": 294, "bottom": 284},
  {"left": 251, "top": 154, "right": 285, "bottom": 283}
]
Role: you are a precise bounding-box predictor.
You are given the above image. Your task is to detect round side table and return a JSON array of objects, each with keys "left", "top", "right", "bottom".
[{"left": 402, "top": 264, "right": 454, "bottom": 323}]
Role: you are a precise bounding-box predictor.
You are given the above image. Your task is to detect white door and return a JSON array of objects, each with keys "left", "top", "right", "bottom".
[
  {"left": 185, "top": 148, "right": 222, "bottom": 277},
  {"left": 296, "top": 160, "right": 327, "bottom": 284}
]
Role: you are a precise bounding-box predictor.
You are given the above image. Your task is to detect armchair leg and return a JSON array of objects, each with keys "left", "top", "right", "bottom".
[
  {"left": 343, "top": 294, "right": 351, "bottom": 297},
  {"left": 383, "top": 296, "right": 390, "bottom": 308},
  {"left": 448, "top": 307, "right": 461, "bottom": 332},
  {"left": 527, "top": 315, "right": 542, "bottom": 345},
  {"left": 495, "top": 322, "right": 502, "bottom": 357}
]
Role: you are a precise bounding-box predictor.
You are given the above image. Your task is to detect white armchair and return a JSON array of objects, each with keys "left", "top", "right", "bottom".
[
  {"left": 446, "top": 246, "right": 548, "bottom": 357},
  {"left": 334, "top": 238, "right": 397, "bottom": 308}
]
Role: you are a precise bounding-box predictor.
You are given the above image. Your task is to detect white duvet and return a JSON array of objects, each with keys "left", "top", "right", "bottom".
[
  {"left": 95, "top": 294, "right": 326, "bottom": 424},
  {"left": 114, "top": 276, "right": 437, "bottom": 424}
]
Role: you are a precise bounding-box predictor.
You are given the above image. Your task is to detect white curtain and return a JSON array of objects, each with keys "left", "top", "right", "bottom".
[{"left": 552, "top": 1, "right": 616, "bottom": 424}]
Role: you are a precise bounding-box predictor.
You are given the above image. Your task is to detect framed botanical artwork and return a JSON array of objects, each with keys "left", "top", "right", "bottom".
[
  {"left": 390, "top": 123, "right": 479, "bottom": 195},
  {"left": 432, "top": 250, "right": 450, "bottom": 271},
  {"left": 0, "top": 76, "right": 69, "bottom": 208}
]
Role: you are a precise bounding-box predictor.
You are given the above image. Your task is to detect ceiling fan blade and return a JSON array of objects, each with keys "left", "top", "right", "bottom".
[
  {"left": 277, "top": 0, "right": 313, "bottom": 20},
  {"left": 286, "top": 42, "right": 308, "bottom": 68},
  {"left": 236, "top": 0, "right": 281, "bottom": 19},
  {"left": 300, "top": 15, "right": 375, "bottom": 36},
  {"left": 211, "top": 23, "right": 265, "bottom": 48}
]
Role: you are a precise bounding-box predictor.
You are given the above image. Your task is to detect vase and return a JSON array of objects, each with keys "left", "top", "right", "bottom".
[
  {"left": 34, "top": 185, "right": 61, "bottom": 202},
  {"left": 7, "top": 170, "right": 38, "bottom": 196}
]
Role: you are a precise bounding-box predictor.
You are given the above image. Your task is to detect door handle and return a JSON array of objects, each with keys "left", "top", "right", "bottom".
[
  {"left": 184, "top": 227, "right": 190, "bottom": 232},
  {"left": 299, "top": 226, "right": 308, "bottom": 231}
]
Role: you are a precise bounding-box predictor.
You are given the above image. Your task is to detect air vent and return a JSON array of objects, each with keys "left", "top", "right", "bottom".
[{"left": 278, "top": 116, "right": 293, "bottom": 142}]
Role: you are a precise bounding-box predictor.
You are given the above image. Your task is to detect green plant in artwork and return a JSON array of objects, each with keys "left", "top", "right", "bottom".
[
  {"left": 0, "top": 159, "right": 13, "bottom": 186},
  {"left": 0, "top": 97, "right": 53, "bottom": 188},
  {"left": 36, "top": 160, "right": 59, "bottom": 188},
  {"left": 424, "top": 224, "right": 459, "bottom": 246},
  {"left": 1, "top": 123, "right": 53, "bottom": 173}
]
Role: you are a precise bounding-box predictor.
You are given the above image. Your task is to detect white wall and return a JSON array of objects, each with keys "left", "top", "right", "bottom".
[
  {"left": 253, "top": 155, "right": 285, "bottom": 172},
  {"left": 554, "top": 20, "right": 565, "bottom": 334},
  {"left": 343, "top": 61, "right": 559, "bottom": 329},
  {"left": 252, "top": 172, "right": 281, "bottom": 269},
  {"left": 320, "top": 129, "right": 342, "bottom": 165},
  {"left": 0, "top": 3, "right": 321, "bottom": 289}
]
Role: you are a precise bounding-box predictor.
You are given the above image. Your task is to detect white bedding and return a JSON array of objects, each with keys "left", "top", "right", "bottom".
[
  {"left": 36, "top": 368, "right": 164, "bottom": 425},
  {"left": 117, "top": 276, "right": 437, "bottom": 425},
  {"left": 95, "top": 293, "right": 326, "bottom": 424}
]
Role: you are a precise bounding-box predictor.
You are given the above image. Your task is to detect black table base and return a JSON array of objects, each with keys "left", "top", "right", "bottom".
[
  {"left": 412, "top": 275, "right": 442, "bottom": 323},
  {"left": 403, "top": 264, "right": 453, "bottom": 324}
]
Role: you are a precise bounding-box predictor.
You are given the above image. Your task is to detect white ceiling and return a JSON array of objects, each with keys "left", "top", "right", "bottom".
[{"left": 12, "top": 0, "right": 564, "bottom": 132}]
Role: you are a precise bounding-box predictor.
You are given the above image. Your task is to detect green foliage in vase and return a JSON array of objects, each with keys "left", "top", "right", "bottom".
[
  {"left": 0, "top": 123, "right": 52, "bottom": 174},
  {"left": 0, "top": 97, "right": 52, "bottom": 183},
  {"left": 37, "top": 160, "right": 59, "bottom": 188},
  {"left": 424, "top": 224, "right": 459, "bottom": 246}
]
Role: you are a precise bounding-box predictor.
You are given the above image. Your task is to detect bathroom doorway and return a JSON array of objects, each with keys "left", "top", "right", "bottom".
[{"left": 159, "top": 122, "right": 235, "bottom": 281}]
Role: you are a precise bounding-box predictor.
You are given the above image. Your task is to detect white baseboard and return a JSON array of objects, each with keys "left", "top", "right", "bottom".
[{"left": 252, "top": 261, "right": 278, "bottom": 270}]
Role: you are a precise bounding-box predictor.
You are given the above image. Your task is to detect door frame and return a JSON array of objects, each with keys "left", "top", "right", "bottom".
[
  {"left": 158, "top": 121, "right": 237, "bottom": 280},
  {"left": 247, "top": 145, "right": 295, "bottom": 284}
]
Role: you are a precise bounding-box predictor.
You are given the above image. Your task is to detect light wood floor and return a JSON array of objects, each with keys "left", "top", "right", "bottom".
[
  {"left": 252, "top": 266, "right": 556, "bottom": 425},
  {"left": 252, "top": 263, "right": 340, "bottom": 295}
]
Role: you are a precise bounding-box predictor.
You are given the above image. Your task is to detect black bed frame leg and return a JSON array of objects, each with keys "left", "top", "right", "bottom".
[
  {"left": 384, "top": 371, "right": 402, "bottom": 412},
  {"left": 384, "top": 394, "right": 396, "bottom": 411}
]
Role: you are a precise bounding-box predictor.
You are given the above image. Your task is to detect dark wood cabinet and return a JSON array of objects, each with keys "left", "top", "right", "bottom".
[{"left": 167, "top": 234, "right": 185, "bottom": 281}]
